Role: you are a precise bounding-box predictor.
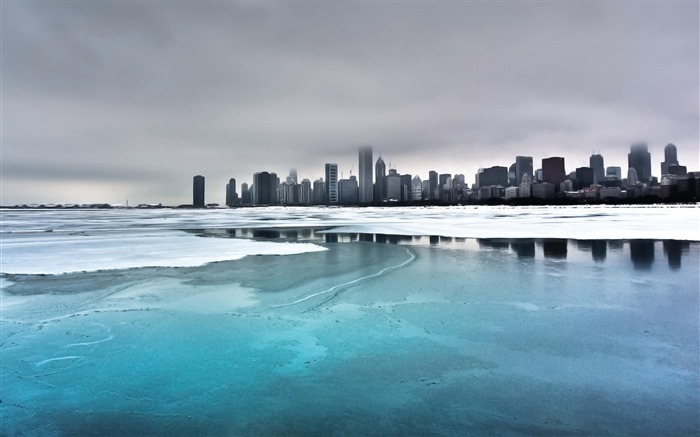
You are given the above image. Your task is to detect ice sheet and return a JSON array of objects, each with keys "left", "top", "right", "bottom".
[{"left": 1, "top": 230, "right": 326, "bottom": 275}]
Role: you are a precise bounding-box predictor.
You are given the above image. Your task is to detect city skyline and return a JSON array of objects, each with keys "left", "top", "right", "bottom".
[{"left": 2, "top": 1, "right": 698, "bottom": 205}]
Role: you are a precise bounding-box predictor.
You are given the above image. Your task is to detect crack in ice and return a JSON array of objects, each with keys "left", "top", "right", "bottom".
[{"left": 273, "top": 247, "right": 416, "bottom": 308}]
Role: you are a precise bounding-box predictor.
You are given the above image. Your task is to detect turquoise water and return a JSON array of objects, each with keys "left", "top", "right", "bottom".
[{"left": 2, "top": 234, "right": 698, "bottom": 436}]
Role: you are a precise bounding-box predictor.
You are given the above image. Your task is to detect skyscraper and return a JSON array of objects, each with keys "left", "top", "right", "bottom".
[
  {"left": 358, "top": 146, "right": 373, "bottom": 204},
  {"left": 225, "top": 178, "right": 237, "bottom": 207},
  {"left": 542, "top": 157, "right": 566, "bottom": 192},
  {"left": 661, "top": 143, "right": 679, "bottom": 176},
  {"left": 589, "top": 154, "right": 605, "bottom": 184},
  {"left": 193, "top": 175, "right": 205, "bottom": 207},
  {"left": 325, "top": 163, "right": 338, "bottom": 204},
  {"left": 374, "top": 157, "right": 386, "bottom": 202},
  {"left": 428, "top": 171, "right": 438, "bottom": 200},
  {"left": 515, "top": 156, "right": 533, "bottom": 188},
  {"left": 628, "top": 143, "right": 651, "bottom": 183}
]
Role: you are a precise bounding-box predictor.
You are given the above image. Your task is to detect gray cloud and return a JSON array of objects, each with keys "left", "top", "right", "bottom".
[{"left": 2, "top": 1, "right": 698, "bottom": 205}]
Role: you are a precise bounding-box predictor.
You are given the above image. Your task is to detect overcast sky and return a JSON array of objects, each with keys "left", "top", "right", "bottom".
[{"left": 2, "top": 1, "right": 698, "bottom": 205}]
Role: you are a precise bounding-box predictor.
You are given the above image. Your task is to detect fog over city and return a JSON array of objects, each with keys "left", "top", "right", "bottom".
[{"left": 2, "top": 1, "right": 698, "bottom": 205}]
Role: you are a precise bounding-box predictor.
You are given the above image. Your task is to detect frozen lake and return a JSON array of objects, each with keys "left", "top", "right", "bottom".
[{"left": 1, "top": 206, "right": 699, "bottom": 436}]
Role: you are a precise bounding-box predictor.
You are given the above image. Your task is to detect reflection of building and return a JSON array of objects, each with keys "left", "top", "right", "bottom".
[
  {"left": 628, "top": 143, "right": 651, "bottom": 183},
  {"left": 511, "top": 239, "right": 535, "bottom": 258},
  {"left": 630, "top": 240, "right": 655, "bottom": 270},
  {"left": 542, "top": 239, "right": 567, "bottom": 259},
  {"left": 663, "top": 240, "right": 688, "bottom": 270},
  {"left": 358, "top": 147, "right": 373, "bottom": 204},
  {"left": 193, "top": 175, "right": 205, "bottom": 207}
]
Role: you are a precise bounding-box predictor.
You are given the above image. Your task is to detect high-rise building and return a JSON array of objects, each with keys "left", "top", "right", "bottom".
[
  {"left": 628, "top": 143, "right": 652, "bottom": 183},
  {"left": 193, "top": 175, "right": 205, "bottom": 207},
  {"left": 515, "top": 156, "right": 533, "bottom": 188},
  {"left": 411, "top": 176, "right": 423, "bottom": 201},
  {"left": 338, "top": 175, "right": 358, "bottom": 204},
  {"left": 374, "top": 156, "right": 386, "bottom": 202},
  {"left": 253, "top": 171, "right": 278, "bottom": 205},
  {"left": 661, "top": 143, "right": 679, "bottom": 176},
  {"left": 428, "top": 171, "right": 438, "bottom": 200},
  {"left": 225, "top": 178, "right": 237, "bottom": 207},
  {"left": 325, "top": 164, "right": 339, "bottom": 204},
  {"left": 358, "top": 147, "right": 373, "bottom": 204},
  {"left": 575, "top": 167, "right": 594, "bottom": 190},
  {"left": 542, "top": 157, "right": 566, "bottom": 192},
  {"left": 385, "top": 169, "right": 402, "bottom": 201},
  {"left": 312, "top": 179, "right": 326, "bottom": 204},
  {"left": 589, "top": 154, "right": 605, "bottom": 184},
  {"left": 300, "top": 179, "right": 312, "bottom": 204}
]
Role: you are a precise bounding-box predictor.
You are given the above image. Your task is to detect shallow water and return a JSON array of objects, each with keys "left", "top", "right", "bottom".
[{"left": 1, "top": 208, "right": 699, "bottom": 436}]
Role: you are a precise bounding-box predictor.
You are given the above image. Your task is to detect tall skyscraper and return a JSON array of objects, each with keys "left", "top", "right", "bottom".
[
  {"left": 225, "top": 178, "right": 237, "bottom": 207},
  {"left": 661, "top": 143, "right": 679, "bottom": 176},
  {"left": 628, "top": 143, "right": 652, "bottom": 183},
  {"left": 515, "top": 156, "right": 533, "bottom": 188},
  {"left": 358, "top": 146, "right": 373, "bottom": 204},
  {"left": 542, "top": 157, "right": 566, "bottom": 192},
  {"left": 193, "top": 175, "right": 205, "bottom": 207},
  {"left": 589, "top": 154, "right": 605, "bottom": 184},
  {"left": 325, "top": 163, "right": 338, "bottom": 204},
  {"left": 575, "top": 167, "right": 594, "bottom": 190},
  {"left": 374, "top": 156, "right": 386, "bottom": 202},
  {"left": 428, "top": 171, "right": 438, "bottom": 200}
]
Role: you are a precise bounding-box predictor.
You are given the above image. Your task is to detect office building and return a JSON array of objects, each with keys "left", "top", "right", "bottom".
[
  {"left": 225, "top": 178, "right": 237, "bottom": 207},
  {"left": 542, "top": 157, "right": 566, "bottom": 192},
  {"left": 661, "top": 143, "right": 679, "bottom": 176},
  {"left": 575, "top": 167, "right": 594, "bottom": 190},
  {"left": 359, "top": 147, "right": 373, "bottom": 204},
  {"left": 253, "top": 171, "right": 278, "bottom": 205},
  {"left": 590, "top": 154, "right": 605, "bottom": 184},
  {"left": 338, "top": 176, "right": 358, "bottom": 205},
  {"left": 375, "top": 156, "right": 386, "bottom": 202},
  {"left": 325, "top": 164, "right": 339, "bottom": 204},
  {"left": 385, "top": 169, "right": 402, "bottom": 201},
  {"left": 313, "top": 179, "right": 326, "bottom": 204},
  {"left": 628, "top": 143, "right": 651, "bottom": 183},
  {"left": 428, "top": 171, "right": 438, "bottom": 200},
  {"left": 515, "top": 156, "right": 533, "bottom": 188},
  {"left": 193, "top": 175, "right": 205, "bottom": 207},
  {"left": 411, "top": 176, "right": 423, "bottom": 201},
  {"left": 476, "top": 166, "right": 507, "bottom": 188}
]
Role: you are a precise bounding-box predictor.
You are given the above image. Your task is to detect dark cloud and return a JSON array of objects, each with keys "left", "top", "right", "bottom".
[{"left": 2, "top": 1, "right": 698, "bottom": 205}]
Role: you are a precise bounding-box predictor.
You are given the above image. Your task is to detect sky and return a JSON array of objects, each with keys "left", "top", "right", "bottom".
[{"left": 2, "top": 1, "right": 698, "bottom": 206}]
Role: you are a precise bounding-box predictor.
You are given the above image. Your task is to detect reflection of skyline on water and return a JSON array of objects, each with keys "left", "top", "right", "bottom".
[{"left": 192, "top": 227, "right": 695, "bottom": 271}]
